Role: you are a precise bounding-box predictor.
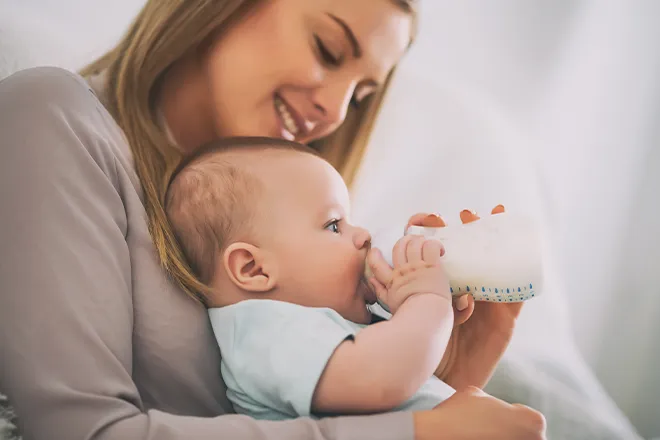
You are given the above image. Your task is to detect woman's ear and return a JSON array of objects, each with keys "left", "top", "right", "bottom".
[{"left": 222, "top": 242, "right": 277, "bottom": 293}]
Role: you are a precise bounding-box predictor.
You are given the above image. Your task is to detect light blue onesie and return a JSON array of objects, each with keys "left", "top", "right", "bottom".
[{"left": 208, "top": 299, "right": 455, "bottom": 420}]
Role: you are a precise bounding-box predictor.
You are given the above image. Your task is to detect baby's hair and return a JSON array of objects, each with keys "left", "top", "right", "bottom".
[{"left": 165, "top": 137, "right": 318, "bottom": 287}]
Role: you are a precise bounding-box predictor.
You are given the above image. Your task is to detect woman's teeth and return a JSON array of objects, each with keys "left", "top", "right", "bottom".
[{"left": 274, "top": 96, "right": 300, "bottom": 136}]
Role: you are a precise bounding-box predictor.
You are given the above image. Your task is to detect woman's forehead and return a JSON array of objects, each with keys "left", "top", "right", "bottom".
[
  {"left": 325, "top": 0, "right": 413, "bottom": 56},
  {"left": 303, "top": 0, "right": 413, "bottom": 78}
]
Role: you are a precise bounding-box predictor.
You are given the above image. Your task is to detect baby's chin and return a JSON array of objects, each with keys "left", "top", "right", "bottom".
[
  {"left": 349, "top": 279, "right": 375, "bottom": 324},
  {"left": 358, "top": 274, "right": 378, "bottom": 305},
  {"left": 349, "top": 302, "right": 373, "bottom": 325}
]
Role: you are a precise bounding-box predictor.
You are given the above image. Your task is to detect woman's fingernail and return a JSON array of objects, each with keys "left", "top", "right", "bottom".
[
  {"left": 426, "top": 214, "right": 446, "bottom": 227},
  {"left": 460, "top": 209, "right": 480, "bottom": 224},
  {"left": 456, "top": 295, "right": 469, "bottom": 311},
  {"left": 491, "top": 204, "right": 506, "bottom": 214}
]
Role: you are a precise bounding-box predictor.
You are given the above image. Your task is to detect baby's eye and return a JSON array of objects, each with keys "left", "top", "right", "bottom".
[{"left": 325, "top": 219, "right": 340, "bottom": 234}]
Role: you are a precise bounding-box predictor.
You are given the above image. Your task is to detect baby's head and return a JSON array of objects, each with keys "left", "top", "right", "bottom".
[{"left": 165, "top": 137, "right": 375, "bottom": 324}]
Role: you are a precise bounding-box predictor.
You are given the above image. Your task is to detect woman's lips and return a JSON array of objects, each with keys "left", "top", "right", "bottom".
[{"left": 273, "top": 94, "right": 308, "bottom": 141}]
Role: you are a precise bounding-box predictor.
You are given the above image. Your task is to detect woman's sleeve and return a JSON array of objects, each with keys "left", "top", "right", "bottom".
[{"left": 0, "top": 68, "right": 414, "bottom": 440}]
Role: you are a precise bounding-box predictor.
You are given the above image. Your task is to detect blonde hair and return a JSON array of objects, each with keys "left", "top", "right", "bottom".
[{"left": 81, "top": 0, "right": 417, "bottom": 303}]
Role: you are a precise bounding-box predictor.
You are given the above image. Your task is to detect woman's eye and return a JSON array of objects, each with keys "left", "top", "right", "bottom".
[
  {"left": 325, "top": 220, "right": 340, "bottom": 233},
  {"left": 315, "top": 35, "right": 341, "bottom": 66}
]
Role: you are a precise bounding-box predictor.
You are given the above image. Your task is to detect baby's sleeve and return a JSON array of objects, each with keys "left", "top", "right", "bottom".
[{"left": 209, "top": 301, "right": 356, "bottom": 419}]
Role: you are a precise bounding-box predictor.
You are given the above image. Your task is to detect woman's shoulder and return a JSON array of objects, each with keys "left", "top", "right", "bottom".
[
  {"left": 0, "top": 67, "right": 134, "bottom": 187},
  {"left": 0, "top": 66, "right": 100, "bottom": 111}
]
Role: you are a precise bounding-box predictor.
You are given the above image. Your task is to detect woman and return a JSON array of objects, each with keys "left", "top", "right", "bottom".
[{"left": 0, "top": 0, "right": 545, "bottom": 439}]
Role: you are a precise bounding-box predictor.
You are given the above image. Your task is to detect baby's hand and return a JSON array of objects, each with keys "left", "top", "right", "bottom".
[{"left": 367, "top": 236, "right": 451, "bottom": 314}]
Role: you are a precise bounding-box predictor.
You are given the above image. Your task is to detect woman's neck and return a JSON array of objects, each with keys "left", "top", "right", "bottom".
[{"left": 157, "top": 54, "right": 217, "bottom": 154}]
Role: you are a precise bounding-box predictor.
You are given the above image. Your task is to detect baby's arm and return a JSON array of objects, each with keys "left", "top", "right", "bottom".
[{"left": 312, "top": 237, "right": 453, "bottom": 414}]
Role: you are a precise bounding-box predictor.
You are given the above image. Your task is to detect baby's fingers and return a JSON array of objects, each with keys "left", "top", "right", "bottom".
[
  {"left": 369, "top": 277, "right": 388, "bottom": 303},
  {"left": 406, "top": 235, "right": 427, "bottom": 263},
  {"left": 392, "top": 235, "right": 414, "bottom": 268},
  {"left": 367, "top": 248, "right": 394, "bottom": 288},
  {"left": 422, "top": 239, "right": 445, "bottom": 264}
]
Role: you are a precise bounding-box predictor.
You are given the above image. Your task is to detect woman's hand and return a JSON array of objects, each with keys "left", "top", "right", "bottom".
[
  {"left": 414, "top": 387, "right": 547, "bottom": 440},
  {"left": 407, "top": 206, "right": 523, "bottom": 390}
]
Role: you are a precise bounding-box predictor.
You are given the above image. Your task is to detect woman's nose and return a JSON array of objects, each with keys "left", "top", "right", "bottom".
[
  {"left": 309, "top": 79, "right": 356, "bottom": 129},
  {"left": 353, "top": 227, "right": 372, "bottom": 251}
]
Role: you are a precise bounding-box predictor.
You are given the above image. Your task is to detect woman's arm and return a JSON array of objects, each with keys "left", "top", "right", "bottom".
[
  {"left": 0, "top": 67, "right": 414, "bottom": 440},
  {"left": 406, "top": 213, "right": 523, "bottom": 390}
]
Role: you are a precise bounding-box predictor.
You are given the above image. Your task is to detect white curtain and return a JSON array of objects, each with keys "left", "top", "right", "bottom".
[
  {"left": 532, "top": 3, "right": 660, "bottom": 434},
  {"left": 353, "top": 1, "right": 660, "bottom": 438}
]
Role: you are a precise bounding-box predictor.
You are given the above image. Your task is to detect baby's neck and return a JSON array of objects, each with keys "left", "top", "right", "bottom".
[
  {"left": 206, "top": 279, "right": 290, "bottom": 309},
  {"left": 206, "top": 282, "right": 248, "bottom": 309}
]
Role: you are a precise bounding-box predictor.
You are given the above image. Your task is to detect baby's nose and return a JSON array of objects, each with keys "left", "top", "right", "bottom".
[{"left": 353, "top": 227, "right": 372, "bottom": 250}]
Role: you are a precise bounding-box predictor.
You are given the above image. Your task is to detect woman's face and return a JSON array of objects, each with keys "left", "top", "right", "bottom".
[{"left": 202, "top": 0, "right": 412, "bottom": 144}]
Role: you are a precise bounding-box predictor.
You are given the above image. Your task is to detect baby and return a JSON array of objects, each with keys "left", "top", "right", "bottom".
[{"left": 165, "top": 137, "right": 456, "bottom": 420}]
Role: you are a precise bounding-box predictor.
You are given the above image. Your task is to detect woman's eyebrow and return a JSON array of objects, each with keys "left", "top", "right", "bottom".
[{"left": 326, "top": 13, "right": 362, "bottom": 58}]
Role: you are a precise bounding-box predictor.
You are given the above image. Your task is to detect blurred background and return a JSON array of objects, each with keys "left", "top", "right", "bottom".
[{"left": 2, "top": 1, "right": 659, "bottom": 438}]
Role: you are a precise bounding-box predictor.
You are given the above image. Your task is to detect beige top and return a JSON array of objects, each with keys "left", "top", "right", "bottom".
[{"left": 0, "top": 67, "right": 413, "bottom": 440}]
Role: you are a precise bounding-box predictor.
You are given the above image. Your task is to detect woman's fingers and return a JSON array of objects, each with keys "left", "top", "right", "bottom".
[
  {"left": 491, "top": 204, "right": 506, "bottom": 214},
  {"left": 460, "top": 209, "right": 480, "bottom": 224},
  {"left": 412, "top": 206, "right": 503, "bottom": 231},
  {"left": 453, "top": 294, "right": 475, "bottom": 325},
  {"left": 460, "top": 205, "right": 505, "bottom": 223},
  {"left": 406, "top": 213, "right": 446, "bottom": 232}
]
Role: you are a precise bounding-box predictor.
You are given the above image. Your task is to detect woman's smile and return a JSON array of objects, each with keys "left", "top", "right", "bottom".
[{"left": 273, "top": 93, "right": 309, "bottom": 140}]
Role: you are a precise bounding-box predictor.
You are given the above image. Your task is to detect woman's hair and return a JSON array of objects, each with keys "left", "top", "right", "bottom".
[{"left": 80, "top": 0, "right": 418, "bottom": 303}]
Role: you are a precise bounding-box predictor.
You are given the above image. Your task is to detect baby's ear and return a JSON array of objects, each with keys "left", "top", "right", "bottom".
[{"left": 222, "top": 242, "right": 277, "bottom": 293}]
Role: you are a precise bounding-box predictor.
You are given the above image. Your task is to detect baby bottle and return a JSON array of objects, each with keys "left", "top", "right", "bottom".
[{"left": 368, "top": 211, "right": 544, "bottom": 313}]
